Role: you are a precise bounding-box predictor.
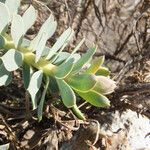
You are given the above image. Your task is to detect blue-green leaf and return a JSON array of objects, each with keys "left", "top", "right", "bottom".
[
  {"left": 11, "top": 14, "right": 25, "bottom": 48},
  {"left": 46, "top": 27, "right": 73, "bottom": 60},
  {"left": 0, "top": 2, "right": 10, "bottom": 33},
  {"left": 22, "top": 38, "right": 30, "bottom": 47},
  {"left": 66, "top": 38, "right": 85, "bottom": 62},
  {"left": 77, "top": 90, "right": 110, "bottom": 107},
  {"left": 38, "top": 76, "right": 49, "bottom": 121},
  {"left": 0, "top": 0, "right": 6, "bottom": 3},
  {"left": 72, "top": 46, "right": 97, "bottom": 73},
  {"left": 54, "top": 58, "right": 74, "bottom": 79},
  {"left": 22, "top": 5, "right": 37, "bottom": 32},
  {"left": 39, "top": 14, "right": 57, "bottom": 39},
  {"left": 22, "top": 63, "right": 31, "bottom": 89},
  {"left": 27, "top": 70, "right": 43, "bottom": 109},
  {"left": 49, "top": 77, "right": 59, "bottom": 93},
  {"left": 67, "top": 53, "right": 81, "bottom": 63},
  {"left": 30, "top": 15, "right": 57, "bottom": 52},
  {"left": 35, "top": 32, "right": 48, "bottom": 62},
  {"left": 56, "top": 79, "right": 76, "bottom": 108},
  {"left": 51, "top": 30, "right": 74, "bottom": 63},
  {"left": 0, "top": 34, "right": 6, "bottom": 48},
  {"left": 5, "top": 0, "right": 20, "bottom": 19},
  {"left": 66, "top": 74, "right": 97, "bottom": 92},
  {"left": 0, "top": 63, "right": 12, "bottom": 86},
  {"left": 0, "top": 143, "right": 10, "bottom": 150},
  {"left": 85, "top": 56, "right": 105, "bottom": 74},
  {"left": 1, "top": 49, "right": 23, "bottom": 71},
  {"left": 96, "top": 66, "right": 110, "bottom": 76},
  {"left": 0, "top": 59, "right": 2, "bottom": 65},
  {"left": 53, "top": 52, "right": 70, "bottom": 65}
]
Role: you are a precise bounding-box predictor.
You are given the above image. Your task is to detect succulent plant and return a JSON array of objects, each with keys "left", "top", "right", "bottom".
[{"left": 0, "top": 0, "right": 116, "bottom": 121}]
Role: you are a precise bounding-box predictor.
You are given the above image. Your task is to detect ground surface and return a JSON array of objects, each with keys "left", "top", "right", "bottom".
[{"left": 0, "top": 0, "right": 150, "bottom": 149}]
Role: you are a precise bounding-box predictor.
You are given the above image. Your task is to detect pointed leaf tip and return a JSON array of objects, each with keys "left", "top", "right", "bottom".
[
  {"left": 22, "top": 5, "right": 37, "bottom": 32},
  {"left": 77, "top": 90, "right": 110, "bottom": 107},
  {"left": 46, "top": 27, "right": 74, "bottom": 60},
  {"left": 86, "top": 56, "right": 105, "bottom": 74},
  {"left": 11, "top": 14, "right": 25, "bottom": 48},
  {"left": 72, "top": 45, "right": 97, "bottom": 73},
  {"left": 30, "top": 14, "right": 57, "bottom": 52},
  {"left": 0, "top": 2, "right": 10, "bottom": 33},
  {"left": 27, "top": 70, "right": 43, "bottom": 109},
  {"left": 35, "top": 32, "right": 48, "bottom": 62},
  {"left": 0, "top": 64, "right": 12, "bottom": 86},
  {"left": 5, "top": 0, "right": 20, "bottom": 19}
]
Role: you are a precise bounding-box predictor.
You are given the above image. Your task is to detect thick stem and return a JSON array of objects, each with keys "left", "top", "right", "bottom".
[
  {"left": 23, "top": 52, "right": 56, "bottom": 76},
  {"left": 1, "top": 35, "right": 57, "bottom": 76},
  {"left": 72, "top": 104, "right": 86, "bottom": 120}
]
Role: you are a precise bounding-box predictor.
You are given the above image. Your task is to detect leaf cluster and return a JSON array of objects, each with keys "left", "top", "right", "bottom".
[{"left": 0, "top": 0, "right": 116, "bottom": 120}]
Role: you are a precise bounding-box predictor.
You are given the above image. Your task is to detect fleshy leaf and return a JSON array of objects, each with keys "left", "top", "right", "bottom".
[
  {"left": 53, "top": 53, "right": 81, "bottom": 65},
  {"left": 0, "top": 59, "right": 2, "bottom": 65},
  {"left": 27, "top": 70, "right": 43, "bottom": 109},
  {"left": 66, "top": 38, "right": 85, "bottom": 62},
  {"left": 35, "top": 32, "right": 48, "bottom": 62},
  {"left": 22, "top": 38, "right": 30, "bottom": 47},
  {"left": 22, "top": 63, "right": 31, "bottom": 89},
  {"left": 0, "top": 34, "right": 5, "bottom": 48},
  {"left": 96, "top": 66, "right": 110, "bottom": 76},
  {"left": 49, "top": 77, "right": 59, "bottom": 93},
  {"left": 39, "top": 14, "right": 57, "bottom": 39},
  {"left": 85, "top": 56, "right": 105, "bottom": 74},
  {"left": 0, "top": 63, "right": 12, "bottom": 86},
  {"left": 1, "top": 49, "right": 23, "bottom": 71},
  {"left": 66, "top": 74, "right": 97, "bottom": 92},
  {"left": 72, "top": 46, "right": 97, "bottom": 73},
  {"left": 77, "top": 90, "right": 110, "bottom": 107},
  {"left": 56, "top": 79, "right": 76, "bottom": 108},
  {"left": 93, "top": 76, "right": 116, "bottom": 95},
  {"left": 38, "top": 76, "right": 49, "bottom": 121},
  {"left": 22, "top": 5, "right": 37, "bottom": 32},
  {"left": 0, "top": 2, "right": 10, "bottom": 33},
  {"left": 30, "top": 34, "right": 41, "bottom": 52},
  {"left": 0, "top": 0, "right": 6, "bottom": 3},
  {"left": 53, "top": 52, "right": 70, "bottom": 65},
  {"left": 54, "top": 58, "right": 74, "bottom": 79},
  {"left": 30, "top": 15, "right": 57, "bottom": 52},
  {"left": 41, "top": 46, "right": 50, "bottom": 56},
  {"left": 0, "top": 143, "right": 10, "bottom": 150},
  {"left": 51, "top": 30, "right": 74, "bottom": 63},
  {"left": 11, "top": 14, "right": 25, "bottom": 48},
  {"left": 5, "top": 0, "right": 20, "bottom": 19},
  {"left": 46, "top": 27, "right": 73, "bottom": 60},
  {"left": 68, "top": 53, "right": 81, "bottom": 63}
]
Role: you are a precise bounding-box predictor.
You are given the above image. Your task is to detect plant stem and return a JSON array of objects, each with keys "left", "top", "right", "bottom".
[
  {"left": 1, "top": 35, "right": 57, "bottom": 76},
  {"left": 23, "top": 52, "right": 56, "bottom": 76},
  {"left": 72, "top": 104, "right": 86, "bottom": 120}
]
